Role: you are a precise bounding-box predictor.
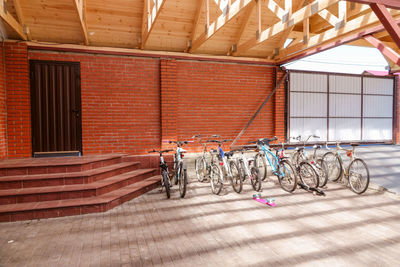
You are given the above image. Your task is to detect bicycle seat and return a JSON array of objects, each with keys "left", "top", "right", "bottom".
[
  {"left": 313, "top": 145, "right": 322, "bottom": 149},
  {"left": 350, "top": 143, "right": 359, "bottom": 147},
  {"left": 294, "top": 147, "right": 304, "bottom": 151},
  {"left": 225, "top": 151, "right": 234, "bottom": 158},
  {"left": 210, "top": 149, "right": 218, "bottom": 153}
]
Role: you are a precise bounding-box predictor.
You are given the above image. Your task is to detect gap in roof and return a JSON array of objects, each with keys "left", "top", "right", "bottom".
[{"left": 283, "top": 45, "right": 389, "bottom": 74}]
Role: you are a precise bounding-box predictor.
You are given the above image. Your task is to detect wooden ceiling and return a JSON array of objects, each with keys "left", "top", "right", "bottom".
[{"left": 0, "top": 0, "right": 399, "bottom": 63}]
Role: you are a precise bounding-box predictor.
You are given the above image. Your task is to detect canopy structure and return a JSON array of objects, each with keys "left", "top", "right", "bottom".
[{"left": 1, "top": 0, "right": 400, "bottom": 64}]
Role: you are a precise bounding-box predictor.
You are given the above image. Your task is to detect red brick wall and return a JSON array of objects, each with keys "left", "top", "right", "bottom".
[
  {"left": 0, "top": 45, "right": 7, "bottom": 159},
  {"left": 28, "top": 51, "right": 161, "bottom": 155},
  {"left": 173, "top": 60, "right": 277, "bottom": 151},
  {"left": 4, "top": 43, "right": 31, "bottom": 158},
  {"left": 2, "top": 41, "right": 286, "bottom": 158}
]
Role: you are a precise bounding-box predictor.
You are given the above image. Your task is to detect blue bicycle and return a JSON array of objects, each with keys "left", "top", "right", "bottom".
[{"left": 252, "top": 137, "right": 298, "bottom": 192}]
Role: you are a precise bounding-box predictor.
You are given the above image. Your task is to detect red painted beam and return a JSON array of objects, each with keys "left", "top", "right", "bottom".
[
  {"left": 364, "top": 35, "right": 400, "bottom": 65},
  {"left": 371, "top": 3, "right": 400, "bottom": 48},
  {"left": 278, "top": 18, "right": 400, "bottom": 65},
  {"left": 347, "top": 0, "right": 400, "bottom": 9}
]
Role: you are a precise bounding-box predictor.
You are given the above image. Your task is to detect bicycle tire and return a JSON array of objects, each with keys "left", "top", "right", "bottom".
[
  {"left": 210, "top": 163, "right": 223, "bottom": 195},
  {"left": 179, "top": 164, "right": 187, "bottom": 198},
  {"left": 316, "top": 158, "right": 328, "bottom": 187},
  {"left": 250, "top": 166, "right": 262, "bottom": 192},
  {"left": 229, "top": 161, "right": 243, "bottom": 193},
  {"left": 299, "top": 161, "right": 319, "bottom": 188},
  {"left": 277, "top": 160, "right": 298, "bottom": 192},
  {"left": 254, "top": 153, "right": 268, "bottom": 181},
  {"left": 348, "top": 158, "right": 370, "bottom": 194},
  {"left": 322, "top": 152, "right": 342, "bottom": 182},
  {"left": 195, "top": 157, "right": 207, "bottom": 182},
  {"left": 162, "top": 170, "right": 170, "bottom": 199},
  {"left": 238, "top": 160, "right": 246, "bottom": 182}
]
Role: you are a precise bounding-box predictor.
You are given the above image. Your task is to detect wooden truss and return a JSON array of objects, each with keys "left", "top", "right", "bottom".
[{"left": 1, "top": 0, "right": 400, "bottom": 64}]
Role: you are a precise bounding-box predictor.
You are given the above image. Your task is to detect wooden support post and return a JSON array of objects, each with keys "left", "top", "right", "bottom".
[{"left": 0, "top": 0, "right": 27, "bottom": 40}]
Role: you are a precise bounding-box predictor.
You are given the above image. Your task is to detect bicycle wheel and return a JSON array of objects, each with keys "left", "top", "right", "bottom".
[
  {"left": 229, "top": 161, "right": 242, "bottom": 193},
  {"left": 254, "top": 153, "right": 268, "bottom": 181},
  {"left": 162, "top": 170, "right": 170, "bottom": 199},
  {"left": 322, "top": 152, "right": 342, "bottom": 182},
  {"left": 277, "top": 159, "right": 297, "bottom": 192},
  {"left": 238, "top": 160, "right": 246, "bottom": 181},
  {"left": 299, "top": 161, "right": 319, "bottom": 188},
  {"left": 178, "top": 165, "right": 187, "bottom": 198},
  {"left": 195, "top": 157, "right": 207, "bottom": 182},
  {"left": 250, "top": 167, "right": 262, "bottom": 192},
  {"left": 210, "top": 163, "right": 223, "bottom": 195},
  {"left": 316, "top": 158, "right": 328, "bottom": 187},
  {"left": 348, "top": 158, "right": 370, "bottom": 194}
]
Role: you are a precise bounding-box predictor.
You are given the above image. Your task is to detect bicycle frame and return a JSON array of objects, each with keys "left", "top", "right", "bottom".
[
  {"left": 236, "top": 150, "right": 253, "bottom": 178},
  {"left": 333, "top": 145, "right": 356, "bottom": 178},
  {"left": 260, "top": 145, "right": 284, "bottom": 177}
]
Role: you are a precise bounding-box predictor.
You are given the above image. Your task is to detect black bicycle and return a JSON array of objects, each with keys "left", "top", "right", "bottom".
[{"left": 148, "top": 149, "right": 173, "bottom": 198}]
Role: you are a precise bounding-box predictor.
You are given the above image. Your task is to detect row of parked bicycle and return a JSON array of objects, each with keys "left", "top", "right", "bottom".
[{"left": 149, "top": 134, "right": 370, "bottom": 199}]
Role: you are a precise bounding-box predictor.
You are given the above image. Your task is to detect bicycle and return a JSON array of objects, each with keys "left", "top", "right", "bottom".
[
  {"left": 193, "top": 134, "right": 221, "bottom": 182},
  {"left": 291, "top": 135, "right": 328, "bottom": 188},
  {"left": 322, "top": 142, "right": 370, "bottom": 194},
  {"left": 234, "top": 145, "right": 261, "bottom": 192},
  {"left": 251, "top": 137, "right": 298, "bottom": 192},
  {"left": 163, "top": 140, "right": 191, "bottom": 198},
  {"left": 148, "top": 149, "right": 173, "bottom": 199},
  {"left": 207, "top": 139, "right": 242, "bottom": 195}
]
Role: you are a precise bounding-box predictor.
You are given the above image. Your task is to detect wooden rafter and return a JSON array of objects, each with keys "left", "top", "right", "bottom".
[
  {"left": 141, "top": 0, "right": 166, "bottom": 49},
  {"left": 13, "top": 0, "right": 30, "bottom": 39},
  {"left": 187, "top": 0, "right": 205, "bottom": 51},
  {"left": 234, "top": 0, "right": 341, "bottom": 56},
  {"left": 234, "top": 1, "right": 255, "bottom": 45},
  {"left": 364, "top": 34, "right": 400, "bottom": 64},
  {"left": 370, "top": 3, "right": 400, "bottom": 49},
  {"left": 346, "top": 0, "right": 400, "bottom": 9},
  {"left": 73, "top": 0, "right": 89, "bottom": 45},
  {"left": 274, "top": 0, "right": 307, "bottom": 58},
  {"left": 0, "top": 0, "right": 26, "bottom": 40},
  {"left": 190, "top": 0, "right": 253, "bottom": 53},
  {"left": 318, "top": 9, "right": 339, "bottom": 26},
  {"left": 266, "top": 0, "right": 287, "bottom": 20},
  {"left": 278, "top": 9, "right": 400, "bottom": 61}
]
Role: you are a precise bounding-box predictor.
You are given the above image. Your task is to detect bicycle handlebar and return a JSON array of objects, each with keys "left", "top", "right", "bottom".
[
  {"left": 148, "top": 149, "right": 173, "bottom": 154},
  {"left": 248, "top": 136, "right": 278, "bottom": 145}
]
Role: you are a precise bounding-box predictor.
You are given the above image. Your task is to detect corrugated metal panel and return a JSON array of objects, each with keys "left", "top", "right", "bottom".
[
  {"left": 290, "top": 92, "right": 327, "bottom": 117},
  {"left": 329, "top": 118, "right": 361, "bottom": 141},
  {"left": 362, "top": 119, "right": 392, "bottom": 140},
  {"left": 329, "top": 75, "right": 361, "bottom": 94},
  {"left": 363, "top": 95, "right": 393, "bottom": 117},
  {"left": 290, "top": 72, "right": 327, "bottom": 92},
  {"left": 290, "top": 118, "right": 327, "bottom": 141},
  {"left": 30, "top": 61, "right": 82, "bottom": 153},
  {"left": 363, "top": 77, "right": 393, "bottom": 95},
  {"left": 329, "top": 94, "right": 361, "bottom": 117}
]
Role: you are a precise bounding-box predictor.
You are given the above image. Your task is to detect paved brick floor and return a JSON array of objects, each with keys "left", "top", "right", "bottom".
[{"left": 1, "top": 154, "right": 400, "bottom": 266}]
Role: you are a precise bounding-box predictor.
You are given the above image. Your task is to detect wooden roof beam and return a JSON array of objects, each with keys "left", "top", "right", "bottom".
[
  {"left": 278, "top": 10, "right": 400, "bottom": 63},
  {"left": 266, "top": 0, "right": 287, "bottom": 20},
  {"left": 73, "top": 0, "right": 89, "bottom": 45},
  {"left": 13, "top": 0, "right": 30, "bottom": 40},
  {"left": 346, "top": 0, "right": 400, "bottom": 9},
  {"left": 0, "top": 0, "right": 27, "bottom": 40},
  {"left": 190, "top": 0, "right": 253, "bottom": 53},
  {"left": 234, "top": 0, "right": 341, "bottom": 56},
  {"left": 364, "top": 34, "right": 400, "bottom": 64},
  {"left": 370, "top": 3, "right": 400, "bottom": 49},
  {"left": 186, "top": 0, "right": 205, "bottom": 52},
  {"left": 141, "top": 0, "right": 166, "bottom": 49}
]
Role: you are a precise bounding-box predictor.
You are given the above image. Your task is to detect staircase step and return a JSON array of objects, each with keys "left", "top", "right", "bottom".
[
  {"left": 0, "top": 162, "right": 141, "bottom": 190},
  {"left": 0, "top": 176, "right": 160, "bottom": 222},
  {"left": 0, "top": 169, "right": 156, "bottom": 205},
  {"left": 0, "top": 154, "right": 126, "bottom": 176}
]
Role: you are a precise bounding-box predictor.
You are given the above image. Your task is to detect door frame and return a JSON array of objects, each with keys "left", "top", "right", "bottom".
[{"left": 29, "top": 60, "right": 83, "bottom": 156}]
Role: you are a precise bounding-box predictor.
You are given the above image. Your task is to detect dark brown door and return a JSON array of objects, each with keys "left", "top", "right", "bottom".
[{"left": 30, "top": 60, "right": 82, "bottom": 154}]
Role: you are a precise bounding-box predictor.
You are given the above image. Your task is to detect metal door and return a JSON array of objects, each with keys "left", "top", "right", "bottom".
[{"left": 30, "top": 60, "right": 82, "bottom": 154}]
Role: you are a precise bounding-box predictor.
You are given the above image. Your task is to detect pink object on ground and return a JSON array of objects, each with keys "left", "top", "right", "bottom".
[{"left": 253, "top": 197, "right": 276, "bottom": 207}]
